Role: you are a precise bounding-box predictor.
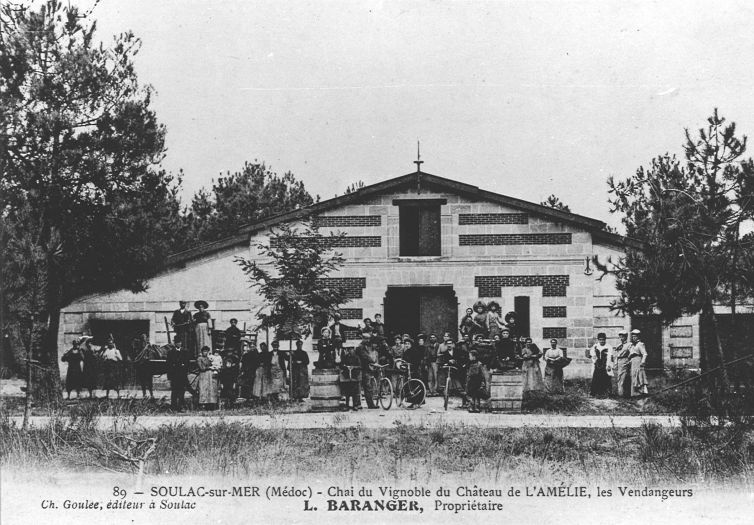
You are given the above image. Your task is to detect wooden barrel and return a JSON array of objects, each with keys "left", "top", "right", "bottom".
[
  {"left": 488, "top": 370, "right": 524, "bottom": 412},
  {"left": 310, "top": 369, "right": 341, "bottom": 412}
]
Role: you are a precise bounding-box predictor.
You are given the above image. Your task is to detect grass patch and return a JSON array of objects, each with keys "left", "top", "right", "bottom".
[{"left": 1, "top": 415, "right": 752, "bottom": 486}]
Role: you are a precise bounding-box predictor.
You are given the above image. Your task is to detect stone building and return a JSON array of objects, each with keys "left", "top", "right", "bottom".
[{"left": 59, "top": 170, "right": 706, "bottom": 378}]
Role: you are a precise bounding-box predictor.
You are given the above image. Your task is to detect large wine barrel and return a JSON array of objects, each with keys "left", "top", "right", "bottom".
[
  {"left": 310, "top": 368, "right": 341, "bottom": 412},
  {"left": 488, "top": 370, "right": 524, "bottom": 412}
]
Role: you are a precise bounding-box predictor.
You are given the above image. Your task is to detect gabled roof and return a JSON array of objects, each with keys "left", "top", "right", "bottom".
[{"left": 166, "top": 170, "right": 641, "bottom": 266}]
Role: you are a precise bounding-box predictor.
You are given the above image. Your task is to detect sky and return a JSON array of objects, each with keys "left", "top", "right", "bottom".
[{"left": 89, "top": 0, "right": 754, "bottom": 229}]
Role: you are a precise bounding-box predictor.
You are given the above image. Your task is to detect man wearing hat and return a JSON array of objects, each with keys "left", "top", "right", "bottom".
[
  {"left": 170, "top": 300, "right": 193, "bottom": 349},
  {"left": 224, "top": 318, "right": 243, "bottom": 356},
  {"left": 614, "top": 330, "right": 632, "bottom": 398},
  {"left": 628, "top": 329, "right": 649, "bottom": 396}
]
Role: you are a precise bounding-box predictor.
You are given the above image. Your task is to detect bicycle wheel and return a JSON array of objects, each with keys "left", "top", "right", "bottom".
[
  {"left": 379, "top": 377, "right": 393, "bottom": 410},
  {"left": 401, "top": 379, "right": 426, "bottom": 408}
]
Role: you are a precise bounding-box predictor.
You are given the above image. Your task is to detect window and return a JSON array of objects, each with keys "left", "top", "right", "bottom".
[{"left": 399, "top": 204, "right": 441, "bottom": 256}]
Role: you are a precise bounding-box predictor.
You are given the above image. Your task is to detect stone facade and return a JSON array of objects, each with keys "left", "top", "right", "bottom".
[{"left": 58, "top": 172, "right": 702, "bottom": 379}]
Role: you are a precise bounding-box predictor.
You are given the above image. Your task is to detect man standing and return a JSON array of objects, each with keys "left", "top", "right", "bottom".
[
  {"left": 372, "top": 313, "right": 385, "bottom": 338},
  {"left": 170, "top": 300, "right": 192, "bottom": 349},
  {"left": 166, "top": 339, "right": 190, "bottom": 411},
  {"left": 224, "top": 318, "right": 243, "bottom": 356},
  {"left": 613, "top": 330, "right": 631, "bottom": 398},
  {"left": 425, "top": 334, "right": 440, "bottom": 395},
  {"left": 355, "top": 333, "right": 378, "bottom": 409}
]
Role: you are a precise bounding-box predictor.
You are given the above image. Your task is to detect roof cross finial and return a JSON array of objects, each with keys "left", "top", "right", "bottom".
[{"left": 414, "top": 141, "right": 423, "bottom": 173}]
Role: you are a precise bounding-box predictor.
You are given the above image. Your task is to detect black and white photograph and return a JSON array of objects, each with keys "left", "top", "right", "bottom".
[{"left": 1, "top": 1, "right": 753, "bottom": 523}]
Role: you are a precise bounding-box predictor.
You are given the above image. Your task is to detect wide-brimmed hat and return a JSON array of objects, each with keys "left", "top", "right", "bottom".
[
  {"left": 194, "top": 300, "right": 209, "bottom": 309},
  {"left": 230, "top": 318, "right": 238, "bottom": 323},
  {"left": 504, "top": 311, "right": 517, "bottom": 324},
  {"left": 631, "top": 329, "right": 641, "bottom": 335},
  {"left": 618, "top": 330, "right": 628, "bottom": 336},
  {"left": 473, "top": 300, "right": 487, "bottom": 312},
  {"left": 487, "top": 301, "right": 501, "bottom": 312}
]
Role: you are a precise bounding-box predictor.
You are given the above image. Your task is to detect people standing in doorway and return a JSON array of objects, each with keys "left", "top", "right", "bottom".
[
  {"left": 613, "top": 330, "right": 632, "bottom": 398},
  {"left": 520, "top": 337, "right": 545, "bottom": 392},
  {"left": 61, "top": 339, "right": 84, "bottom": 399},
  {"left": 628, "top": 329, "right": 649, "bottom": 396},
  {"left": 101, "top": 341, "right": 123, "bottom": 399},
  {"left": 193, "top": 301, "right": 212, "bottom": 356},
  {"left": 589, "top": 332, "right": 613, "bottom": 398},
  {"left": 170, "top": 300, "right": 193, "bottom": 349}
]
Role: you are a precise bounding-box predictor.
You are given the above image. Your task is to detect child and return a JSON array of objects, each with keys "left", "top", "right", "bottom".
[{"left": 465, "top": 350, "right": 487, "bottom": 413}]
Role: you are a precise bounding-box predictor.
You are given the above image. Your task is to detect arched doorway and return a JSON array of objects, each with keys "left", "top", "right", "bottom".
[{"left": 384, "top": 286, "right": 458, "bottom": 339}]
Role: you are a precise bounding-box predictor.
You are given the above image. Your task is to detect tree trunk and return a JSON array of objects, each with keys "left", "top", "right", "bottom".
[
  {"left": 703, "top": 300, "right": 731, "bottom": 393},
  {"left": 22, "top": 335, "right": 32, "bottom": 430}
]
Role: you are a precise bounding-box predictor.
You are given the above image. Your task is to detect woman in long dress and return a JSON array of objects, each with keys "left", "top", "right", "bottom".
[
  {"left": 629, "top": 330, "right": 649, "bottom": 397},
  {"left": 290, "top": 340, "right": 310, "bottom": 400},
  {"left": 520, "top": 338, "right": 545, "bottom": 392},
  {"left": 101, "top": 342, "right": 123, "bottom": 399},
  {"left": 266, "top": 343, "right": 287, "bottom": 400},
  {"left": 197, "top": 346, "right": 218, "bottom": 409},
  {"left": 62, "top": 340, "right": 85, "bottom": 399},
  {"left": 80, "top": 337, "right": 99, "bottom": 398},
  {"left": 193, "top": 300, "right": 212, "bottom": 357},
  {"left": 239, "top": 342, "right": 258, "bottom": 399},
  {"left": 252, "top": 342, "right": 269, "bottom": 399},
  {"left": 589, "top": 332, "right": 613, "bottom": 398},
  {"left": 544, "top": 339, "right": 569, "bottom": 394}
]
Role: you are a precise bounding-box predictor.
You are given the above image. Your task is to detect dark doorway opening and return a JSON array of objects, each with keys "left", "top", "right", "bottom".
[
  {"left": 513, "top": 296, "right": 531, "bottom": 338},
  {"left": 89, "top": 319, "right": 150, "bottom": 361},
  {"left": 631, "top": 315, "right": 663, "bottom": 373},
  {"left": 384, "top": 287, "right": 458, "bottom": 340}
]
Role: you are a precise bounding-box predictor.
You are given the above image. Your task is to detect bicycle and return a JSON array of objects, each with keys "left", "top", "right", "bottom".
[
  {"left": 440, "top": 363, "right": 457, "bottom": 411},
  {"left": 393, "top": 359, "right": 426, "bottom": 409},
  {"left": 368, "top": 363, "right": 393, "bottom": 410}
]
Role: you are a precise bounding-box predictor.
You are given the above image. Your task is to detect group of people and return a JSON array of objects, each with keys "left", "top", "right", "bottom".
[
  {"left": 60, "top": 298, "right": 651, "bottom": 409},
  {"left": 61, "top": 336, "right": 124, "bottom": 399},
  {"left": 587, "top": 329, "right": 649, "bottom": 398}
]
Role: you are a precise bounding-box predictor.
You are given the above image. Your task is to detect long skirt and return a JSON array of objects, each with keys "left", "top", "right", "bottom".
[
  {"left": 590, "top": 364, "right": 612, "bottom": 397},
  {"left": 544, "top": 364, "right": 564, "bottom": 394},
  {"left": 195, "top": 323, "right": 212, "bottom": 354},
  {"left": 198, "top": 370, "right": 218, "bottom": 404},
  {"left": 266, "top": 362, "right": 286, "bottom": 397},
  {"left": 615, "top": 357, "right": 631, "bottom": 398},
  {"left": 103, "top": 360, "right": 121, "bottom": 390},
  {"left": 82, "top": 357, "right": 98, "bottom": 391},
  {"left": 630, "top": 356, "right": 648, "bottom": 397},
  {"left": 252, "top": 367, "right": 266, "bottom": 398},
  {"left": 239, "top": 368, "right": 256, "bottom": 398},
  {"left": 522, "top": 359, "right": 545, "bottom": 392},
  {"left": 291, "top": 363, "right": 310, "bottom": 399},
  {"left": 65, "top": 361, "right": 84, "bottom": 392}
]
